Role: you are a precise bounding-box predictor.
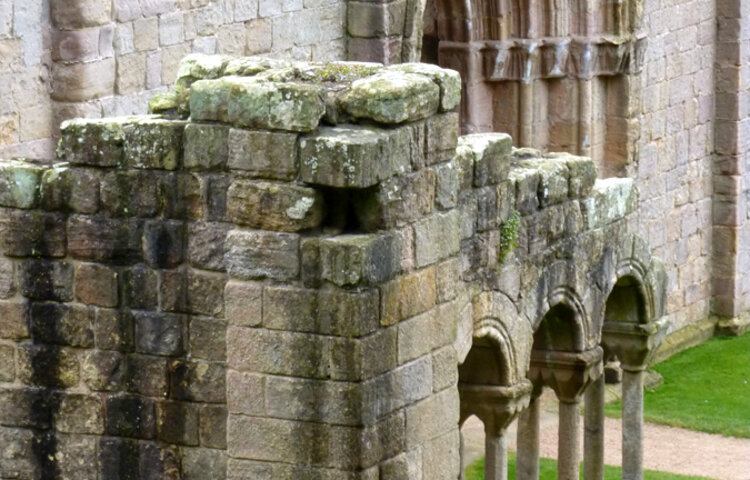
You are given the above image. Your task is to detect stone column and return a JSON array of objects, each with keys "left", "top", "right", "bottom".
[
  {"left": 583, "top": 373, "right": 605, "bottom": 480},
  {"left": 621, "top": 369, "right": 644, "bottom": 480},
  {"left": 516, "top": 386, "right": 542, "bottom": 480},
  {"left": 602, "top": 319, "right": 669, "bottom": 480},
  {"left": 528, "top": 347, "right": 604, "bottom": 480},
  {"left": 460, "top": 382, "right": 533, "bottom": 480}
]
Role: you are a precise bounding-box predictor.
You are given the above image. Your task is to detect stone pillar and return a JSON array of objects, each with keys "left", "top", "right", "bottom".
[
  {"left": 460, "top": 382, "right": 533, "bottom": 480},
  {"left": 583, "top": 373, "right": 605, "bottom": 480},
  {"left": 602, "top": 319, "right": 669, "bottom": 480},
  {"left": 621, "top": 369, "right": 644, "bottom": 480},
  {"left": 516, "top": 387, "right": 542, "bottom": 480},
  {"left": 528, "top": 347, "right": 604, "bottom": 480}
]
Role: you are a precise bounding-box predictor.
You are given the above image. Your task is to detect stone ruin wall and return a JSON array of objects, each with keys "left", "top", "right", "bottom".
[{"left": 0, "top": 56, "right": 670, "bottom": 478}]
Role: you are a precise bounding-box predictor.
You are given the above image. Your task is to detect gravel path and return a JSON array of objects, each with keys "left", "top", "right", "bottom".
[{"left": 461, "top": 390, "right": 750, "bottom": 480}]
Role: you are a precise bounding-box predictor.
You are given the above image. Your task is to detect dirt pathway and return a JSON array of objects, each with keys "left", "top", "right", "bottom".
[{"left": 461, "top": 390, "right": 750, "bottom": 480}]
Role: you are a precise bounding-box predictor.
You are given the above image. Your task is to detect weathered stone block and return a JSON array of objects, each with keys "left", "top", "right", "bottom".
[
  {"left": 397, "top": 309, "right": 441, "bottom": 364},
  {"left": 224, "top": 280, "right": 262, "bottom": 327},
  {"left": 0, "top": 160, "right": 44, "bottom": 209},
  {"left": 123, "top": 118, "right": 186, "bottom": 170},
  {"left": 183, "top": 447, "right": 228, "bottom": 480},
  {"left": 121, "top": 264, "right": 158, "bottom": 309},
  {"left": 381, "top": 267, "right": 437, "bottom": 326},
  {"left": 51, "top": 0, "right": 111, "bottom": 29},
  {"left": 0, "top": 258, "right": 14, "bottom": 299},
  {"left": 160, "top": 268, "right": 225, "bottom": 316},
  {"left": 228, "top": 128, "right": 298, "bottom": 180},
  {"left": 105, "top": 394, "right": 156, "bottom": 439},
  {"left": 404, "top": 387, "right": 459, "bottom": 447},
  {"left": 142, "top": 219, "right": 185, "bottom": 268},
  {"left": 225, "top": 229, "right": 300, "bottom": 281},
  {"left": 426, "top": 112, "right": 460, "bottom": 164},
  {"left": 75, "top": 263, "right": 118, "bottom": 307},
  {"left": 0, "top": 299, "right": 29, "bottom": 339},
  {"left": 556, "top": 153, "right": 597, "bottom": 198},
  {"left": 0, "top": 388, "right": 53, "bottom": 429},
  {"left": 139, "top": 442, "right": 181, "bottom": 480},
  {"left": 227, "top": 180, "right": 324, "bottom": 232},
  {"left": 81, "top": 350, "right": 124, "bottom": 391},
  {"left": 414, "top": 211, "right": 460, "bottom": 268},
  {"left": 264, "top": 376, "right": 361, "bottom": 425},
  {"left": 184, "top": 123, "right": 230, "bottom": 170},
  {"left": 319, "top": 288, "right": 381, "bottom": 337},
  {"left": 200, "top": 404, "right": 228, "bottom": 449},
  {"left": 347, "top": 1, "right": 406, "bottom": 38},
  {"left": 30, "top": 302, "right": 95, "bottom": 347},
  {"left": 156, "top": 400, "right": 200, "bottom": 446},
  {"left": 41, "top": 165, "right": 100, "bottom": 214},
  {"left": 170, "top": 360, "right": 226, "bottom": 403},
  {"left": 0, "top": 344, "right": 13, "bottom": 381},
  {"left": 319, "top": 234, "right": 401, "bottom": 287},
  {"left": 519, "top": 157, "right": 569, "bottom": 207},
  {"left": 187, "top": 221, "right": 229, "bottom": 271},
  {"left": 190, "top": 77, "right": 326, "bottom": 132},
  {"left": 580, "top": 178, "right": 636, "bottom": 229},
  {"left": 458, "top": 133, "right": 512, "bottom": 187},
  {"left": 134, "top": 311, "right": 185, "bottom": 356},
  {"left": 67, "top": 215, "right": 143, "bottom": 263},
  {"left": 17, "top": 344, "right": 80, "bottom": 387},
  {"left": 94, "top": 309, "right": 133, "bottom": 351},
  {"left": 226, "top": 370, "right": 265, "bottom": 415},
  {"left": 100, "top": 170, "right": 158, "bottom": 217},
  {"left": 0, "top": 210, "right": 66, "bottom": 258},
  {"left": 353, "top": 169, "right": 436, "bottom": 230},
  {"left": 56, "top": 117, "right": 137, "bottom": 167},
  {"left": 19, "top": 260, "right": 73, "bottom": 301},
  {"left": 189, "top": 317, "right": 226, "bottom": 361},
  {"left": 125, "top": 354, "right": 169, "bottom": 397},
  {"left": 362, "top": 356, "right": 433, "bottom": 420},
  {"left": 55, "top": 394, "right": 105, "bottom": 434},
  {"left": 51, "top": 58, "right": 116, "bottom": 102},
  {"left": 301, "top": 237, "right": 321, "bottom": 288},
  {"left": 56, "top": 433, "right": 99, "bottom": 479},
  {"left": 299, "top": 125, "right": 394, "bottom": 188},
  {"left": 388, "top": 63, "right": 462, "bottom": 112},
  {"left": 98, "top": 437, "right": 139, "bottom": 480},
  {"left": 343, "top": 71, "right": 440, "bottom": 124},
  {"left": 508, "top": 167, "right": 541, "bottom": 214},
  {"left": 434, "top": 162, "right": 459, "bottom": 210}
]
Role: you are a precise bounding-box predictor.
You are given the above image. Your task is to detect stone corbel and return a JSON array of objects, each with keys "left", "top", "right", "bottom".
[
  {"left": 601, "top": 317, "right": 669, "bottom": 372},
  {"left": 459, "top": 380, "right": 533, "bottom": 434},
  {"left": 528, "top": 346, "right": 603, "bottom": 403}
]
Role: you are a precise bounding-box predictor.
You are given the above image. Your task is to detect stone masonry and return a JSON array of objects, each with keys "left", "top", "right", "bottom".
[{"left": 0, "top": 55, "right": 668, "bottom": 479}]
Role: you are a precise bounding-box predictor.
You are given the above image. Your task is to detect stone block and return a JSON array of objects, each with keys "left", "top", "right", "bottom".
[
  {"left": 51, "top": 58, "right": 116, "bottom": 102},
  {"left": 0, "top": 258, "right": 13, "bottom": 299},
  {"left": 118, "top": 263, "right": 157, "bottom": 310},
  {"left": 414, "top": 211, "right": 460, "bottom": 268},
  {"left": 187, "top": 221, "right": 229, "bottom": 271},
  {"left": 319, "top": 234, "right": 401, "bottom": 287},
  {"left": 159, "top": 11, "right": 184, "bottom": 45},
  {"left": 160, "top": 268, "right": 225, "bottom": 316},
  {"left": 0, "top": 299, "right": 29, "bottom": 339},
  {"left": 67, "top": 216, "right": 143, "bottom": 263},
  {"left": 508, "top": 167, "right": 541, "bottom": 214},
  {"left": 580, "top": 178, "right": 636, "bottom": 229},
  {"left": 388, "top": 63, "right": 462, "bottom": 112},
  {"left": 183, "top": 448, "right": 228, "bottom": 480},
  {"left": 561, "top": 154, "right": 597, "bottom": 198},
  {"left": 139, "top": 442, "right": 181, "bottom": 480},
  {"left": 426, "top": 112, "right": 460, "bottom": 164},
  {"left": 519, "top": 157, "right": 569, "bottom": 207},
  {"left": 348, "top": 1, "right": 406, "bottom": 37},
  {"left": 17, "top": 344, "right": 80, "bottom": 387},
  {"left": 227, "top": 180, "right": 324, "bottom": 232},
  {"left": 225, "top": 229, "right": 300, "bottom": 281},
  {"left": 200, "top": 404, "right": 228, "bottom": 449},
  {"left": 0, "top": 210, "right": 66, "bottom": 258},
  {"left": 0, "top": 160, "right": 44, "bottom": 209},
  {"left": 100, "top": 170, "right": 158, "bottom": 217},
  {"left": 116, "top": 51, "right": 147, "bottom": 94},
  {"left": 224, "top": 280, "right": 262, "bottom": 327},
  {"left": 190, "top": 76, "right": 326, "bottom": 132},
  {"left": 227, "top": 326, "right": 329, "bottom": 379},
  {"left": 123, "top": 118, "right": 186, "bottom": 170},
  {"left": 189, "top": 317, "right": 225, "bottom": 361},
  {"left": 114, "top": 0, "right": 141, "bottom": 21},
  {"left": 458, "top": 133, "right": 512, "bottom": 187},
  {"left": 105, "top": 394, "right": 156, "bottom": 439},
  {"left": 299, "top": 125, "right": 396, "bottom": 188},
  {"left": 0, "top": 344, "right": 13, "bottom": 381},
  {"left": 51, "top": 0, "right": 111, "bottom": 29},
  {"left": 29, "top": 302, "right": 94, "bottom": 348},
  {"left": 353, "top": 169, "right": 436, "bottom": 230},
  {"left": 422, "top": 429, "right": 461, "bottom": 479},
  {"left": 226, "top": 370, "right": 265, "bottom": 415},
  {"left": 227, "top": 128, "right": 298, "bottom": 180},
  {"left": 81, "top": 350, "right": 124, "bottom": 391},
  {"left": 125, "top": 354, "right": 168, "bottom": 397},
  {"left": 434, "top": 162, "right": 459, "bottom": 210},
  {"left": 262, "top": 285, "right": 317, "bottom": 332},
  {"left": 404, "top": 387, "right": 459, "bottom": 447},
  {"left": 40, "top": 166, "right": 100, "bottom": 214},
  {"left": 184, "top": 123, "right": 230, "bottom": 170},
  {"left": 169, "top": 360, "right": 226, "bottom": 403},
  {"left": 94, "top": 308, "right": 133, "bottom": 351},
  {"left": 432, "top": 346, "right": 458, "bottom": 392},
  {"left": 19, "top": 260, "right": 73, "bottom": 301},
  {"left": 361, "top": 356, "right": 433, "bottom": 420},
  {"left": 74, "top": 263, "right": 118, "bottom": 307},
  {"left": 318, "top": 288, "right": 381, "bottom": 337},
  {"left": 56, "top": 117, "right": 135, "bottom": 167},
  {"left": 0, "top": 387, "right": 51, "bottom": 428},
  {"left": 436, "top": 258, "right": 459, "bottom": 303},
  {"left": 264, "top": 376, "right": 361, "bottom": 425},
  {"left": 397, "top": 309, "right": 441, "bottom": 364},
  {"left": 301, "top": 237, "right": 321, "bottom": 288},
  {"left": 134, "top": 311, "right": 185, "bottom": 356},
  {"left": 55, "top": 434, "right": 99, "bottom": 479},
  {"left": 54, "top": 393, "right": 105, "bottom": 434},
  {"left": 97, "top": 437, "right": 139, "bottom": 480},
  {"left": 343, "top": 71, "right": 440, "bottom": 124},
  {"left": 156, "top": 400, "right": 199, "bottom": 445},
  {"left": 134, "top": 17, "right": 159, "bottom": 51},
  {"left": 381, "top": 267, "right": 437, "bottom": 326},
  {"left": 142, "top": 220, "right": 185, "bottom": 269},
  {"left": 379, "top": 449, "right": 422, "bottom": 479}
]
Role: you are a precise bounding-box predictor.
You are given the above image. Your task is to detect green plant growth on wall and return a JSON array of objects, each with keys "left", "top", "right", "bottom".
[{"left": 498, "top": 210, "right": 521, "bottom": 263}]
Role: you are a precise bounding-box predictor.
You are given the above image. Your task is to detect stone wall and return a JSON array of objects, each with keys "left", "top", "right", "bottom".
[
  {"left": 0, "top": 55, "right": 668, "bottom": 478},
  {"left": 0, "top": 0, "right": 347, "bottom": 160}
]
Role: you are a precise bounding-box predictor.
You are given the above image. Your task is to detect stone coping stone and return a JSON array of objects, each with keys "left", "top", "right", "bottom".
[
  {"left": 386, "top": 63, "right": 461, "bottom": 112},
  {"left": 581, "top": 177, "right": 635, "bottom": 229}
]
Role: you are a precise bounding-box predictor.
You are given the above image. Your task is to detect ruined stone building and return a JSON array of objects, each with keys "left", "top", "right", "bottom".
[{"left": 0, "top": 0, "right": 746, "bottom": 479}]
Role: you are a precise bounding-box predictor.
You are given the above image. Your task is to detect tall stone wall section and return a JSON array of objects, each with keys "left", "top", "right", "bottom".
[
  {"left": 633, "top": 0, "right": 716, "bottom": 343},
  {"left": 0, "top": 0, "right": 347, "bottom": 161}
]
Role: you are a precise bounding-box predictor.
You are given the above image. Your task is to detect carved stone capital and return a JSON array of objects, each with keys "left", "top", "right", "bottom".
[
  {"left": 528, "top": 347, "right": 603, "bottom": 403},
  {"left": 602, "top": 317, "right": 669, "bottom": 372},
  {"left": 459, "top": 380, "right": 533, "bottom": 435}
]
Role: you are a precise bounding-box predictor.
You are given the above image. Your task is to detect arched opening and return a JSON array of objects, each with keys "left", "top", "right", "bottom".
[
  {"left": 604, "top": 275, "right": 648, "bottom": 324},
  {"left": 459, "top": 336, "right": 512, "bottom": 386},
  {"left": 533, "top": 303, "right": 583, "bottom": 352}
]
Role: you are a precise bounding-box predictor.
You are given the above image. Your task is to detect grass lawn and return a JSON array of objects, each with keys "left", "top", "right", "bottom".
[
  {"left": 465, "top": 453, "right": 716, "bottom": 480},
  {"left": 605, "top": 333, "right": 750, "bottom": 438}
]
